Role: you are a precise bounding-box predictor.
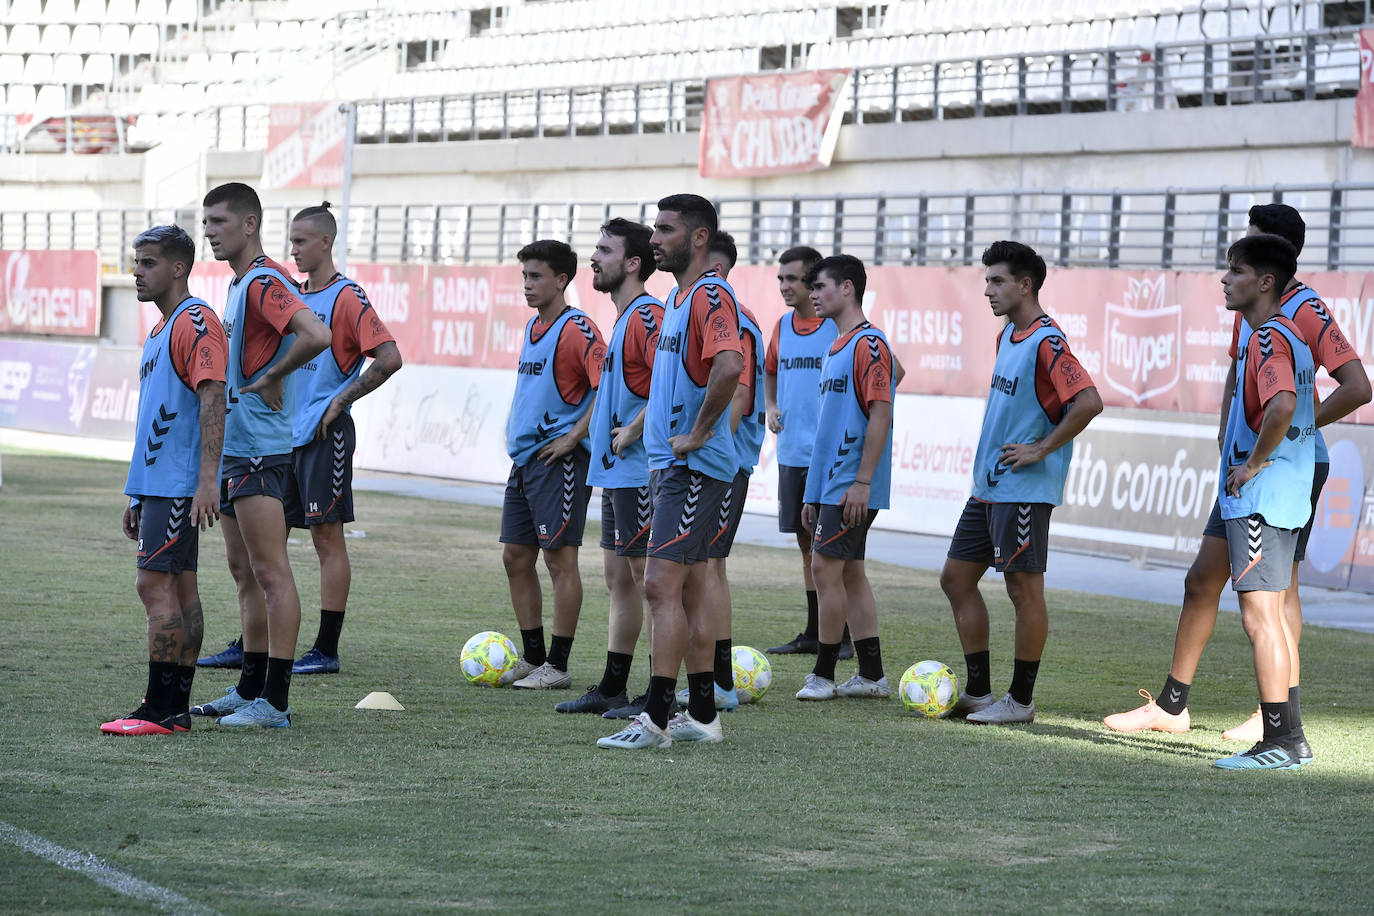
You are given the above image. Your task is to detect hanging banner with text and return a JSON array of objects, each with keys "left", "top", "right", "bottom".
[
  {"left": 699, "top": 68, "right": 851, "bottom": 178},
  {"left": 1353, "top": 29, "right": 1374, "bottom": 148},
  {"left": 261, "top": 102, "right": 347, "bottom": 189},
  {"left": 0, "top": 250, "right": 101, "bottom": 336}
]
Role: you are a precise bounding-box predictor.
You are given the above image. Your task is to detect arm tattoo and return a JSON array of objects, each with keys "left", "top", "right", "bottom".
[
  {"left": 198, "top": 384, "right": 226, "bottom": 471},
  {"left": 336, "top": 358, "right": 397, "bottom": 408}
]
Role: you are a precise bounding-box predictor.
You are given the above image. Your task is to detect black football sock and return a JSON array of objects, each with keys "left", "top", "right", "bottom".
[
  {"left": 520, "top": 627, "right": 547, "bottom": 667},
  {"left": 1009, "top": 658, "right": 1040, "bottom": 706},
  {"left": 855, "top": 636, "right": 884, "bottom": 681},
  {"left": 598, "top": 651, "right": 632, "bottom": 697},
  {"left": 1157, "top": 674, "right": 1190, "bottom": 715},
  {"left": 547, "top": 635, "right": 573, "bottom": 672},
  {"left": 644, "top": 675, "right": 677, "bottom": 729},
  {"left": 686, "top": 671, "right": 717, "bottom": 725},
  {"left": 713, "top": 639, "right": 733, "bottom": 692},
  {"left": 964, "top": 650, "right": 991, "bottom": 697},
  {"left": 814, "top": 642, "right": 840, "bottom": 681},
  {"left": 1260, "top": 700, "right": 1293, "bottom": 742},
  {"left": 146, "top": 661, "right": 178, "bottom": 715},
  {"left": 262, "top": 657, "right": 293, "bottom": 712},
  {"left": 1288, "top": 686, "right": 1302, "bottom": 730},
  {"left": 174, "top": 665, "right": 196, "bottom": 713},
  {"left": 237, "top": 651, "right": 268, "bottom": 700},
  {"left": 804, "top": 590, "right": 819, "bottom": 638},
  {"left": 314, "top": 609, "right": 345, "bottom": 657}
]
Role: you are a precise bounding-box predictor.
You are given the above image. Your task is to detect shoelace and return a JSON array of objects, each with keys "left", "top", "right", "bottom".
[{"left": 1135, "top": 687, "right": 1157, "bottom": 707}]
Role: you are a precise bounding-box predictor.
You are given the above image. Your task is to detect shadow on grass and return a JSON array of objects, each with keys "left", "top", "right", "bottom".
[{"left": 1022, "top": 720, "right": 1228, "bottom": 761}]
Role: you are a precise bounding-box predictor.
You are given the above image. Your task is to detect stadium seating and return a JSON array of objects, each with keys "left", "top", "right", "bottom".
[{"left": 0, "top": 0, "right": 1364, "bottom": 152}]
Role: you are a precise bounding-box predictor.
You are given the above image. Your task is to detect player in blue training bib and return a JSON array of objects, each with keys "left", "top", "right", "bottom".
[
  {"left": 941, "top": 241, "right": 1102, "bottom": 727},
  {"left": 499, "top": 239, "right": 605, "bottom": 692},
  {"left": 793, "top": 255, "right": 898, "bottom": 704},
  {"left": 1211, "top": 234, "right": 1319, "bottom": 772},
  {"left": 284, "top": 203, "right": 403, "bottom": 677},
  {"left": 1103, "top": 203, "right": 1370, "bottom": 762},
  {"left": 762, "top": 246, "right": 840, "bottom": 657},
  {"left": 190, "top": 182, "right": 331, "bottom": 730},
  {"left": 102, "top": 225, "right": 230, "bottom": 738},
  {"left": 690, "top": 232, "right": 763, "bottom": 711},
  {"left": 559, "top": 218, "right": 666, "bottom": 718},
  {"left": 599, "top": 194, "right": 743, "bottom": 751}
]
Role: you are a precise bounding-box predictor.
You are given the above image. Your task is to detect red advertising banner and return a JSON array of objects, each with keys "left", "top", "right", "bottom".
[
  {"left": 131, "top": 259, "right": 1374, "bottom": 427},
  {"left": 261, "top": 103, "right": 347, "bottom": 189},
  {"left": 0, "top": 250, "right": 101, "bottom": 336},
  {"left": 1353, "top": 29, "right": 1374, "bottom": 148},
  {"left": 699, "top": 68, "right": 851, "bottom": 178}
]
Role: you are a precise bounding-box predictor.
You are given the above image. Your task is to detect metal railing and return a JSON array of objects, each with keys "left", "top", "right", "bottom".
[
  {"left": 11, "top": 183, "right": 1374, "bottom": 274},
  {"left": 193, "top": 25, "right": 1369, "bottom": 148}
]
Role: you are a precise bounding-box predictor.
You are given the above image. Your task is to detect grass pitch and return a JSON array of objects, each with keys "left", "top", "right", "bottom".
[{"left": 0, "top": 453, "right": 1371, "bottom": 914}]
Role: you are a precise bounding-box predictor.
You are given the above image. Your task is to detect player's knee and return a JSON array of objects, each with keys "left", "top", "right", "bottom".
[
  {"left": 225, "top": 550, "right": 252, "bottom": 584},
  {"left": 310, "top": 523, "right": 346, "bottom": 560},
  {"left": 810, "top": 554, "right": 841, "bottom": 587},
  {"left": 543, "top": 548, "right": 579, "bottom": 581},
  {"left": 603, "top": 558, "right": 631, "bottom": 593},
  {"left": 249, "top": 561, "right": 294, "bottom": 600},
  {"left": 1239, "top": 605, "right": 1270, "bottom": 642},
  {"left": 643, "top": 570, "right": 677, "bottom": 609},
  {"left": 502, "top": 543, "right": 536, "bottom": 577},
  {"left": 1003, "top": 573, "right": 1042, "bottom": 610},
  {"left": 939, "top": 563, "right": 969, "bottom": 602},
  {"left": 135, "top": 571, "right": 174, "bottom": 610},
  {"left": 1183, "top": 566, "right": 1224, "bottom": 606}
]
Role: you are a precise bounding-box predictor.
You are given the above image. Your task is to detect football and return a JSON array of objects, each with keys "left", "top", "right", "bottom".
[
  {"left": 460, "top": 630, "right": 519, "bottom": 687},
  {"left": 732, "top": 644, "right": 772, "bottom": 703},
  {"left": 899, "top": 660, "right": 960, "bottom": 718}
]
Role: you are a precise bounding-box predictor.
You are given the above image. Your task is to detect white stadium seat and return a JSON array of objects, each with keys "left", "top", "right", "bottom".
[
  {"left": 34, "top": 84, "right": 66, "bottom": 116},
  {"left": 7, "top": 82, "right": 37, "bottom": 113},
  {"left": 129, "top": 23, "right": 159, "bottom": 54},
  {"left": 39, "top": 23, "right": 70, "bottom": 53},
  {"left": 106, "top": 0, "right": 137, "bottom": 22},
  {"left": 75, "top": 0, "right": 107, "bottom": 23},
  {"left": 100, "top": 23, "right": 130, "bottom": 49},
  {"left": 8, "top": 0, "right": 42, "bottom": 23},
  {"left": 136, "top": 0, "right": 168, "bottom": 23},
  {"left": 22, "top": 53, "right": 54, "bottom": 84},
  {"left": 54, "top": 53, "right": 84, "bottom": 84},
  {"left": 82, "top": 53, "right": 114, "bottom": 84},
  {"left": 42, "top": 0, "right": 77, "bottom": 23},
  {"left": 7, "top": 23, "right": 40, "bottom": 54},
  {"left": 70, "top": 23, "right": 103, "bottom": 53},
  {"left": 166, "top": 0, "right": 195, "bottom": 24},
  {"left": 0, "top": 54, "right": 24, "bottom": 83}
]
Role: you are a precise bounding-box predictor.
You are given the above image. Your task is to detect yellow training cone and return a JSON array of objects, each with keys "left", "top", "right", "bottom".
[{"left": 355, "top": 691, "right": 405, "bottom": 711}]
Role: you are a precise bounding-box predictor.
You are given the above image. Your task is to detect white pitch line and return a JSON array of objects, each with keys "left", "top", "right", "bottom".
[{"left": 0, "top": 821, "right": 220, "bottom": 915}]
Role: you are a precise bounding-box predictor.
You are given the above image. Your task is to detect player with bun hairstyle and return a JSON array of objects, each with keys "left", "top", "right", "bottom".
[
  {"left": 1104, "top": 205, "right": 1369, "bottom": 758},
  {"left": 282, "top": 201, "right": 403, "bottom": 675}
]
